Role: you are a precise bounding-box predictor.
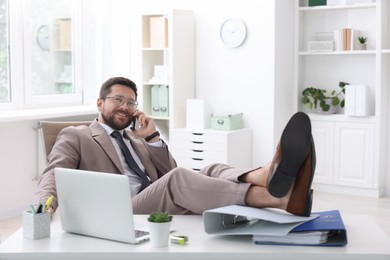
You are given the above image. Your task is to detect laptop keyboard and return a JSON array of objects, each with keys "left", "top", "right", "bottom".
[{"left": 135, "top": 229, "right": 149, "bottom": 238}]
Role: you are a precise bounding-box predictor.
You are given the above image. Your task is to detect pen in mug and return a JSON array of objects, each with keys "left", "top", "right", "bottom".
[
  {"left": 45, "top": 195, "right": 54, "bottom": 212},
  {"left": 36, "top": 202, "right": 45, "bottom": 214},
  {"left": 29, "top": 205, "right": 36, "bottom": 215}
]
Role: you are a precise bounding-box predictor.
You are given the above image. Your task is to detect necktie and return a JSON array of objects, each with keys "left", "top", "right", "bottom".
[{"left": 111, "top": 131, "right": 150, "bottom": 192}]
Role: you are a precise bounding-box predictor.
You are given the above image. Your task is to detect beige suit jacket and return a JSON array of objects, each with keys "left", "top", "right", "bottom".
[{"left": 35, "top": 119, "right": 177, "bottom": 210}]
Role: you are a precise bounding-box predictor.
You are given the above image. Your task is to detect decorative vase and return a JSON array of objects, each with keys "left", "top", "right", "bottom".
[{"left": 148, "top": 221, "right": 172, "bottom": 247}]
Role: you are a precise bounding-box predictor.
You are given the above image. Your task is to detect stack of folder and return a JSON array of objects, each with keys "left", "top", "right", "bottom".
[{"left": 203, "top": 205, "right": 347, "bottom": 246}]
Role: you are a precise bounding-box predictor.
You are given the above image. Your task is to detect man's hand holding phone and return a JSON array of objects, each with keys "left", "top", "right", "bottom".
[{"left": 131, "top": 111, "right": 160, "bottom": 142}]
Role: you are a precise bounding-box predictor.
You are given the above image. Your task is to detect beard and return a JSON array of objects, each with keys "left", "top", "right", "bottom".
[{"left": 100, "top": 107, "right": 133, "bottom": 130}]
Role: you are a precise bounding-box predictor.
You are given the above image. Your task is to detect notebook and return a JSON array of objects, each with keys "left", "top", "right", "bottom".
[{"left": 54, "top": 167, "right": 150, "bottom": 244}]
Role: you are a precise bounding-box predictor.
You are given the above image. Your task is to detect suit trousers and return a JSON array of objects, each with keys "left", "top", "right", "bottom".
[{"left": 132, "top": 163, "right": 254, "bottom": 214}]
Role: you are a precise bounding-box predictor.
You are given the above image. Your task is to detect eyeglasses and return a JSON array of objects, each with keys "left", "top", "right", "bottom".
[{"left": 103, "top": 95, "right": 139, "bottom": 109}]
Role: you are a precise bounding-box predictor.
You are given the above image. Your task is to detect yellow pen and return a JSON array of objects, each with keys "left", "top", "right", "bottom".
[{"left": 45, "top": 195, "right": 54, "bottom": 212}]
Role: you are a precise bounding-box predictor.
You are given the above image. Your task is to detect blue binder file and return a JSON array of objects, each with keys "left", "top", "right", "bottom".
[{"left": 253, "top": 210, "right": 347, "bottom": 246}]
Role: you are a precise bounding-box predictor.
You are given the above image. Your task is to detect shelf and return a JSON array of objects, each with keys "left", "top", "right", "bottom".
[
  {"left": 306, "top": 112, "right": 376, "bottom": 123},
  {"left": 142, "top": 48, "right": 168, "bottom": 51},
  {"left": 151, "top": 116, "right": 170, "bottom": 121},
  {"left": 142, "top": 82, "right": 170, "bottom": 86},
  {"left": 294, "top": 0, "right": 386, "bottom": 196},
  {"left": 140, "top": 10, "right": 195, "bottom": 142},
  {"left": 299, "top": 50, "right": 376, "bottom": 55},
  {"left": 299, "top": 3, "right": 376, "bottom": 11},
  {"left": 53, "top": 49, "right": 72, "bottom": 52}
]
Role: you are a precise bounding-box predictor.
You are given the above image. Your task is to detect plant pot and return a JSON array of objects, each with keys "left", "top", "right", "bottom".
[
  {"left": 360, "top": 43, "right": 367, "bottom": 50},
  {"left": 148, "top": 221, "right": 172, "bottom": 247},
  {"left": 316, "top": 99, "right": 337, "bottom": 114}
]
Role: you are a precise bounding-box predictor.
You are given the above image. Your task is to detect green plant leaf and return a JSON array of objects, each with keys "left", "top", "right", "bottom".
[
  {"left": 301, "top": 96, "right": 309, "bottom": 104},
  {"left": 148, "top": 211, "right": 173, "bottom": 223},
  {"left": 332, "top": 97, "right": 340, "bottom": 106}
]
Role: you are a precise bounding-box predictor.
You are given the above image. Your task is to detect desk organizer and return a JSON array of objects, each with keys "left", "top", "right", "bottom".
[{"left": 23, "top": 210, "right": 50, "bottom": 239}]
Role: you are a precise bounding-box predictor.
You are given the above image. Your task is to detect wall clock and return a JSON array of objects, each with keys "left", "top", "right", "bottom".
[
  {"left": 36, "top": 25, "right": 50, "bottom": 51},
  {"left": 220, "top": 18, "right": 247, "bottom": 48}
]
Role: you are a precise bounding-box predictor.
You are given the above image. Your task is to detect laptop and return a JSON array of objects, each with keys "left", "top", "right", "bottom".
[{"left": 54, "top": 167, "right": 150, "bottom": 244}]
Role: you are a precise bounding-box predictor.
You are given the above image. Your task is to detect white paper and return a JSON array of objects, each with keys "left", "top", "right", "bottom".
[{"left": 203, "top": 205, "right": 318, "bottom": 236}]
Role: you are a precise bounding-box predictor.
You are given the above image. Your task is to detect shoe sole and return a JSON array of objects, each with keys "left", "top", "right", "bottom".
[{"left": 268, "top": 112, "right": 312, "bottom": 198}]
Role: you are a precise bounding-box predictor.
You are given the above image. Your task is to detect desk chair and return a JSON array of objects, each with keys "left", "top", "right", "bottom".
[
  {"left": 35, "top": 121, "right": 91, "bottom": 180},
  {"left": 38, "top": 121, "right": 92, "bottom": 159}
]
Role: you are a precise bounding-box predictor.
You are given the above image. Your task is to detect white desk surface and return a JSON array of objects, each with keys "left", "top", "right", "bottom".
[{"left": 0, "top": 214, "right": 390, "bottom": 260}]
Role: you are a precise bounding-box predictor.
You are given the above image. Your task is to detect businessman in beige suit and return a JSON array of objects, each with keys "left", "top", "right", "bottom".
[{"left": 35, "top": 77, "right": 316, "bottom": 217}]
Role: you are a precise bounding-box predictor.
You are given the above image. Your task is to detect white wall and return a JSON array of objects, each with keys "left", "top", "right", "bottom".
[
  {"left": 0, "top": 0, "right": 296, "bottom": 219},
  {"left": 129, "top": 0, "right": 294, "bottom": 166},
  {"left": 0, "top": 114, "right": 97, "bottom": 219}
]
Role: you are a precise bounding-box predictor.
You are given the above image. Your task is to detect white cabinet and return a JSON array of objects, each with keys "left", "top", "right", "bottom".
[
  {"left": 312, "top": 119, "right": 375, "bottom": 190},
  {"left": 333, "top": 122, "right": 375, "bottom": 187},
  {"left": 294, "top": 1, "right": 387, "bottom": 196},
  {"left": 140, "top": 10, "right": 195, "bottom": 142},
  {"left": 170, "top": 128, "right": 252, "bottom": 171},
  {"left": 311, "top": 121, "right": 334, "bottom": 185}
]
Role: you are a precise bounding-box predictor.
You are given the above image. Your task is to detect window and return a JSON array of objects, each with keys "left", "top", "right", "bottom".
[
  {"left": 0, "top": 0, "right": 9, "bottom": 103},
  {"left": 23, "top": 0, "right": 81, "bottom": 106},
  {"left": 0, "top": 0, "right": 131, "bottom": 114}
]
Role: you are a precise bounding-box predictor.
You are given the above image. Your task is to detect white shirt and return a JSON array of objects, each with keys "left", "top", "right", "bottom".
[{"left": 99, "top": 123, "right": 162, "bottom": 196}]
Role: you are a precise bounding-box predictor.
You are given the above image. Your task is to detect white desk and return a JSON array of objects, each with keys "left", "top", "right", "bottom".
[{"left": 0, "top": 214, "right": 390, "bottom": 260}]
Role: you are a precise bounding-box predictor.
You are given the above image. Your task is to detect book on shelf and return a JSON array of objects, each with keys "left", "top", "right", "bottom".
[
  {"left": 334, "top": 28, "right": 355, "bottom": 51},
  {"left": 203, "top": 205, "right": 347, "bottom": 247}
]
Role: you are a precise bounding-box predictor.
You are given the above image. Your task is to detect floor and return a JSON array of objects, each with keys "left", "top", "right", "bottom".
[{"left": 1, "top": 191, "right": 390, "bottom": 243}]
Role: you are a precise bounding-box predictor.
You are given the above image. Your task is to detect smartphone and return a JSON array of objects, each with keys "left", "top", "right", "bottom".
[{"left": 130, "top": 116, "right": 137, "bottom": 130}]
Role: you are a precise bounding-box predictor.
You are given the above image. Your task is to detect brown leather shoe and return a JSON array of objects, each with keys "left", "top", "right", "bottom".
[
  {"left": 286, "top": 137, "right": 316, "bottom": 217},
  {"left": 267, "top": 112, "right": 312, "bottom": 198}
]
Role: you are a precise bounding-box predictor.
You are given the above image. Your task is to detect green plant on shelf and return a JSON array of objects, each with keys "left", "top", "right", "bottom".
[
  {"left": 358, "top": 36, "right": 368, "bottom": 44},
  {"left": 301, "top": 81, "right": 349, "bottom": 112}
]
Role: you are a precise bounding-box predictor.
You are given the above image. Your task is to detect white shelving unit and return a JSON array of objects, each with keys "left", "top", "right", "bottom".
[
  {"left": 140, "top": 10, "right": 195, "bottom": 142},
  {"left": 294, "top": 0, "right": 388, "bottom": 197}
]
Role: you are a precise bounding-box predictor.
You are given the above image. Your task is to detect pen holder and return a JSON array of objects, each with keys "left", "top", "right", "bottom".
[{"left": 22, "top": 210, "right": 50, "bottom": 239}]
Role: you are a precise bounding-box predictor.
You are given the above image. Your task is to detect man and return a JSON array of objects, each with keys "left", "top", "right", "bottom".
[{"left": 35, "top": 76, "right": 315, "bottom": 217}]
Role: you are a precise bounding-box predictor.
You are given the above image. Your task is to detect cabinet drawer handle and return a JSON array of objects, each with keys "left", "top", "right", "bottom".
[
  {"left": 192, "top": 141, "right": 204, "bottom": 144},
  {"left": 192, "top": 149, "right": 203, "bottom": 153},
  {"left": 192, "top": 158, "right": 204, "bottom": 161},
  {"left": 192, "top": 133, "right": 204, "bottom": 136}
]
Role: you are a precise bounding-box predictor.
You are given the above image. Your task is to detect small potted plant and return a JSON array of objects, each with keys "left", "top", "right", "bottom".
[
  {"left": 147, "top": 211, "right": 173, "bottom": 247},
  {"left": 358, "top": 36, "right": 368, "bottom": 50},
  {"left": 301, "top": 81, "right": 348, "bottom": 114}
]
